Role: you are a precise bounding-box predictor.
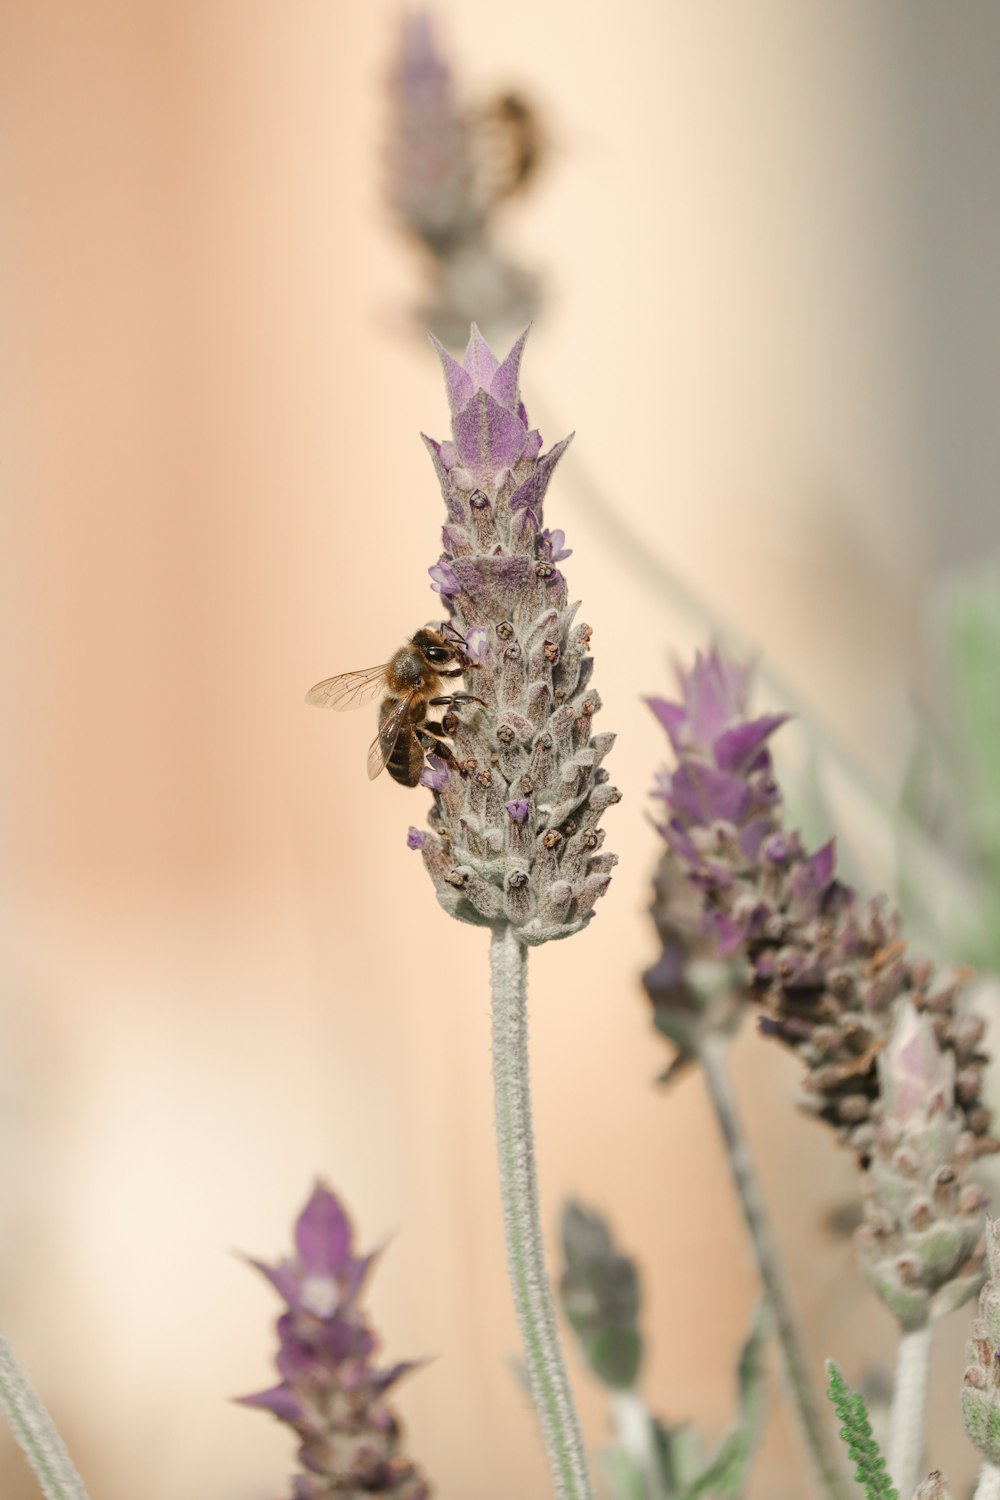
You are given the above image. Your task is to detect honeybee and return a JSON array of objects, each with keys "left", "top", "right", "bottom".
[{"left": 306, "top": 625, "right": 482, "bottom": 787}]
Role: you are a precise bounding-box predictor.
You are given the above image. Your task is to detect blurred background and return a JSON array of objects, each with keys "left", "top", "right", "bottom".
[{"left": 1, "top": 2, "right": 999, "bottom": 1496}]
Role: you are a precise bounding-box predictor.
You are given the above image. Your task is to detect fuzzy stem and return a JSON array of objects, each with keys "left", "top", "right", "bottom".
[
  {"left": 490, "top": 925, "right": 595, "bottom": 1500},
  {"left": 886, "top": 1324, "right": 932, "bottom": 1500},
  {"left": 698, "top": 1037, "right": 851, "bottom": 1500},
  {"left": 610, "top": 1389, "right": 667, "bottom": 1500},
  {"left": 0, "top": 1334, "right": 91, "bottom": 1500},
  {"left": 976, "top": 1463, "right": 1000, "bottom": 1500}
]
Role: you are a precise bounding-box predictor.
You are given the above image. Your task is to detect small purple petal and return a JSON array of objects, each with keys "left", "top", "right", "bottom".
[
  {"left": 809, "top": 838, "right": 836, "bottom": 888},
  {"left": 668, "top": 762, "right": 749, "bottom": 826},
  {"left": 646, "top": 696, "right": 687, "bottom": 750},
  {"left": 489, "top": 326, "right": 531, "bottom": 411},
  {"left": 428, "top": 560, "right": 459, "bottom": 595},
  {"left": 406, "top": 827, "right": 426, "bottom": 850},
  {"left": 453, "top": 388, "right": 528, "bottom": 475},
  {"left": 713, "top": 713, "right": 789, "bottom": 773},
  {"left": 508, "top": 433, "right": 572, "bottom": 515},
  {"left": 462, "top": 322, "right": 500, "bottom": 390},
  {"left": 523, "top": 428, "right": 543, "bottom": 460},
  {"left": 540, "top": 527, "right": 572, "bottom": 563},
  {"left": 244, "top": 1255, "right": 301, "bottom": 1307},
  {"left": 463, "top": 625, "right": 489, "bottom": 663},
  {"left": 429, "top": 334, "right": 474, "bottom": 416},
  {"left": 420, "top": 756, "right": 449, "bottom": 791},
  {"left": 504, "top": 799, "right": 530, "bottom": 823},
  {"left": 295, "top": 1183, "right": 353, "bottom": 1277},
  {"left": 235, "top": 1382, "right": 304, "bottom": 1423}
]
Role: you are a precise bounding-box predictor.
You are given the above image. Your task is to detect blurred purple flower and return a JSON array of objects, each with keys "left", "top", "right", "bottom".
[
  {"left": 238, "top": 1183, "right": 430, "bottom": 1499},
  {"left": 648, "top": 646, "right": 996, "bottom": 1161}
]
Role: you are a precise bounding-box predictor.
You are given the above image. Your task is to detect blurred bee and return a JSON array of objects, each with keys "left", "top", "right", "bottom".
[
  {"left": 306, "top": 625, "right": 482, "bottom": 787},
  {"left": 473, "top": 90, "right": 545, "bottom": 203}
]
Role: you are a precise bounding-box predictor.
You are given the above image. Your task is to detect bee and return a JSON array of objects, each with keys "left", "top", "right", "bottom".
[{"left": 306, "top": 625, "right": 482, "bottom": 787}]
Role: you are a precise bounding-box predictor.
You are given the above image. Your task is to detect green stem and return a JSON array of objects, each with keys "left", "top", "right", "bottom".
[
  {"left": 0, "top": 1333, "right": 91, "bottom": 1500},
  {"left": 699, "top": 1037, "right": 851, "bottom": 1500},
  {"left": 886, "top": 1324, "right": 932, "bottom": 1499},
  {"left": 490, "top": 925, "right": 595, "bottom": 1500}
]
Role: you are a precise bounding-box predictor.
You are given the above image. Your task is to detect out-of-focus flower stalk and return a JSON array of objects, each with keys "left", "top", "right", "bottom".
[
  {"left": 0, "top": 1335, "right": 90, "bottom": 1500},
  {"left": 699, "top": 1036, "right": 852, "bottom": 1500}
]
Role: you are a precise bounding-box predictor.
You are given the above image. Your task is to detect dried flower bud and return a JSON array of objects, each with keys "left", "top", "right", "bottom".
[
  {"left": 911, "top": 1473, "right": 954, "bottom": 1500},
  {"left": 238, "top": 1183, "right": 430, "bottom": 1499},
  {"left": 414, "top": 328, "right": 618, "bottom": 945}
]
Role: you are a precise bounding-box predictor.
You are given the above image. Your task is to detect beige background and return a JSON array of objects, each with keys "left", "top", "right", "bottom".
[{"left": 1, "top": 2, "right": 998, "bottom": 1497}]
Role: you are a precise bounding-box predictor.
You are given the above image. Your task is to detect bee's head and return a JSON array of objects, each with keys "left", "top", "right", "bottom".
[{"left": 411, "top": 626, "right": 458, "bottom": 667}]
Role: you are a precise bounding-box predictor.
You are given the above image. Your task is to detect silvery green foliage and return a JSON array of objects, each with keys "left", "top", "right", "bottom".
[
  {"left": 559, "top": 1202, "right": 642, "bottom": 1391},
  {"left": 557, "top": 1203, "right": 765, "bottom": 1500},
  {"left": 413, "top": 327, "right": 619, "bottom": 945},
  {"left": 856, "top": 1006, "right": 987, "bottom": 1330},
  {"left": 963, "top": 1218, "right": 1000, "bottom": 1463}
]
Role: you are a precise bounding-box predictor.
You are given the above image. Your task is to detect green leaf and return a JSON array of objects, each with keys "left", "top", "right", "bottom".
[
  {"left": 559, "top": 1200, "right": 643, "bottom": 1390},
  {"left": 600, "top": 1445, "right": 651, "bottom": 1500},
  {"left": 673, "top": 1302, "right": 768, "bottom": 1500},
  {"left": 584, "top": 1327, "right": 643, "bottom": 1391},
  {"left": 824, "top": 1360, "right": 898, "bottom": 1500}
]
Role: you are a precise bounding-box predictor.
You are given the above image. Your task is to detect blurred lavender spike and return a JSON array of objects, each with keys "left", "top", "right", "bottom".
[
  {"left": 386, "top": 13, "right": 541, "bottom": 345},
  {"left": 413, "top": 325, "right": 619, "bottom": 944},
  {"left": 238, "top": 1182, "right": 430, "bottom": 1500},
  {"left": 647, "top": 646, "right": 998, "bottom": 1163},
  {"left": 856, "top": 1004, "right": 987, "bottom": 1331}
]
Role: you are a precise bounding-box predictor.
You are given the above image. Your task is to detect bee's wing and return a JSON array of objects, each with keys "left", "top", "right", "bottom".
[
  {"left": 367, "top": 693, "right": 415, "bottom": 781},
  {"left": 305, "top": 664, "right": 388, "bottom": 711}
]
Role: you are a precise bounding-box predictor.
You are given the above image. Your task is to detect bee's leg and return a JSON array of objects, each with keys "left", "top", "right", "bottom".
[
  {"left": 428, "top": 692, "right": 486, "bottom": 707},
  {"left": 417, "top": 727, "right": 476, "bottom": 775},
  {"left": 438, "top": 667, "right": 465, "bottom": 679}
]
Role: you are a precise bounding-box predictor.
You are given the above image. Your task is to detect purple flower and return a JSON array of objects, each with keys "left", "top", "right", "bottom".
[
  {"left": 428, "top": 559, "right": 459, "bottom": 596},
  {"left": 413, "top": 326, "right": 619, "bottom": 946},
  {"left": 420, "top": 756, "right": 449, "bottom": 792},
  {"left": 463, "top": 624, "right": 489, "bottom": 663},
  {"left": 238, "top": 1183, "right": 430, "bottom": 1498},
  {"left": 406, "top": 827, "right": 426, "bottom": 850},
  {"left": 539, "top": 528, "right": 572, "bottom": 564},
  {"left": 647, "top": 645, "right": 996, "bottom": 1161}
]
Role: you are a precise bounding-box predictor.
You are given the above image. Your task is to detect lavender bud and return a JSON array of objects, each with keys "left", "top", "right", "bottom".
[{"left": 414, "top": 328, "right": 618, "bottom": 945}]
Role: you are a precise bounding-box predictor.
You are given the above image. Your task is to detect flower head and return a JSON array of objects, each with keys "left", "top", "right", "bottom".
[
  {"left": 239, "top": 1183, "right": 429, "bottom": 1499},
  {"left": 414, "top": 327, "right": 618, "bottom": 945},
  {"left": 648, "top": 646, "right": 997, "bottom": 1162},
  {"left": 385, "top": 15, "right": 540, "bottom": 344}
]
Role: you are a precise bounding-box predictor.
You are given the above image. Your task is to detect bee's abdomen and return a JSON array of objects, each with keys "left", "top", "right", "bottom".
[{"left": 388, "top": 730, "right": 423, "bottom": 788}]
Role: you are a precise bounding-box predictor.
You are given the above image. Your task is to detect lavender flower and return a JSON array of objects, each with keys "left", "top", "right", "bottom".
[
  {"left": 415, "top": 326, "right": 619, "bottom": 945},
  {"left": 855, "top": 1005, "right": 987, "bottom": 1328},
  {"left": 385, "top": 15, "right": 540, "bottom": 344},
  {"left": 647, "top": 647, "right": 997, "bottom": 1161},
  {"left": 239, "top": 1183, "right": 429, "bottom": 1500}
]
